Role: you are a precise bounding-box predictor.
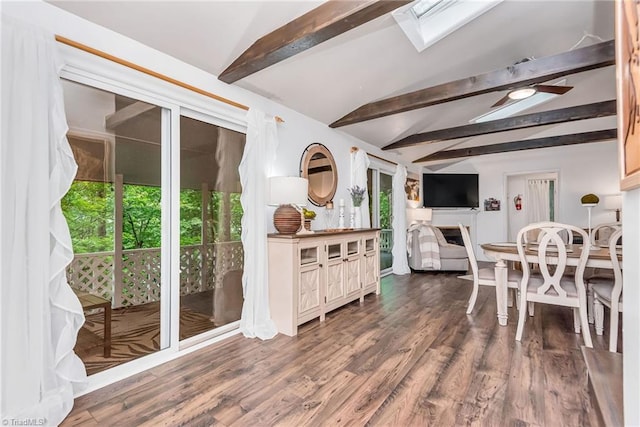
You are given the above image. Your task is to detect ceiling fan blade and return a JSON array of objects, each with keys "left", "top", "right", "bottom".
[
  {"left": 533, "top": 84, "right": 574, "bottom": 95},
  {"left": 491, "top": 94, "right": 512, "bottom": 108}
]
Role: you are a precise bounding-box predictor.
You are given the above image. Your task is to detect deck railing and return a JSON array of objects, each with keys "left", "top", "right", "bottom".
[
  {"left": 380, "top": 229, "right": 393, "bottom": 252},
  {"left": 66, "top": 241, "right": 244, "bottom": 308}
]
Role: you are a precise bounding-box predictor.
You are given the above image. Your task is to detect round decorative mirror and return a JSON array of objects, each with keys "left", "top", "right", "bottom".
[{"left": 300, "top": 143, "right": 337, "bottom": 207}]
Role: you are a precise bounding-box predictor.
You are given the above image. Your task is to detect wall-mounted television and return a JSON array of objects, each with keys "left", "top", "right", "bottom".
[{"left": 423, "top": 173, "right": 479, "bottom": 208}]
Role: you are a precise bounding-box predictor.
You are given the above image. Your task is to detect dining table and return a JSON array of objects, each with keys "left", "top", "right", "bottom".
[{"left": 481, "top": 242, "right": 621, "bottom": 326}]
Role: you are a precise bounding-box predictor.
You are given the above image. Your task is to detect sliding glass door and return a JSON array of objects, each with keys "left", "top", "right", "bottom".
[
  {"left": 60, "top": 77, "right": 247, "bottom": 375},
  {"left": 367, "top": 167, "right": 394, "bottom": 273},
  {"left": 61, "top": 79, "right": 169, "bottom": 375},
  {"left": 178, "top": 113, "right": 246, "bottom": 342}
]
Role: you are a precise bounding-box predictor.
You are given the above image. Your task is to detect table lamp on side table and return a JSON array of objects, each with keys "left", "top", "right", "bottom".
[
  {"left": 604, "top": 194, "right": 622, "bottom": 222},
  {"left": 268, "top": 176, "right": 312, "bottom": 235}
]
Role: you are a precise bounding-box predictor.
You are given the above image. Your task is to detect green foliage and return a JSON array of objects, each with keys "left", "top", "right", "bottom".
[
  {"left": 229, "top": 193, "right": 243, "bottom": 241},
  {"left": 180, "top": 189, "right": 202, "bottom": 246},
  {"left": 62, "top": 181, "right": 244, "bottom": 253},
  {"left": 61, "top": 181, "right": 114, "bottom": 253},
  {"left": 207, "top": 191, "right": 243, "bottom": 243},
  {"left": 122, "top": 185, "right": 162, "bottom": 249},
  {"left": 379, "top": 190, "right": 392, "bottom": 229},
  {"left": 580, "top": 193, "right": 599, "bottom": 204}
]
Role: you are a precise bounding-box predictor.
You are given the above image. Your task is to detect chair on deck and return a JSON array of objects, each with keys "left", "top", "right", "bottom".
[
  {"left": 458, "top": 223, "right": 522, "bottom": 314},
  {"left": 515, "top": 222, "right": 592, "bottom": 348},
  {"left": 589, "top": 228, "right": 623, "bottom": 352}
]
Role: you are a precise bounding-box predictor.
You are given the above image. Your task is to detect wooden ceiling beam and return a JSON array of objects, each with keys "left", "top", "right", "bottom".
[
  {"left": 413, "top": 129, "right": 617, "bottom": 163},
  {"left": 383, "top": 100, "right": 616, "bottom": 150},
  {"left": 330, "top": 40, "right": 615, "bottom": 128},
  {"left": 218, "top": 0, "right": 410, "bottom": 84}
]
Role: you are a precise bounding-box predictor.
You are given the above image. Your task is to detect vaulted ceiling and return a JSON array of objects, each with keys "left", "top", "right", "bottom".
[{"left": 50, "top": 0, "right": 617, "bottom": 168}]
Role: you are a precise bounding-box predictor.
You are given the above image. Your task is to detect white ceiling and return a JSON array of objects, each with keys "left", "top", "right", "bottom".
[{"left": 49, "top": 0, "right": 617, "bottom": 166}]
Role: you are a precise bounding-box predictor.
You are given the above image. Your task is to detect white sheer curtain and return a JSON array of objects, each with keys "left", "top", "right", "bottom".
[
  {"left": 1, "top": 15, "right": 86, "bottom": 425},
  {"left": 350, "top": 148, "right": 371, "bottom": 228},
  {"left": 238, "top": 109, "right": 278, "bottom": 340},
  {"left": 391, "top": 164, "right": 410, "bottom": 275},
  {"left": 526, "top": 179, "right": 551, "bottom": 223}
]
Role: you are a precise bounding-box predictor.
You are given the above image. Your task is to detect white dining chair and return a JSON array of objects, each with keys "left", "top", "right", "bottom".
[
  {"left": 586, "top": 222, "right": 621, "bottom": 323},
  {"left": 590, "top": 222, "right": 622, "bottom": 246},
  {"left": 458, "top": 223, "right": 522, "bottom": 314},
  {"left": 590, "top": 228, "right": 623, "bottom": 352},
  {"left": 515, "top": 222, "right": 592, "bottom": 348}
]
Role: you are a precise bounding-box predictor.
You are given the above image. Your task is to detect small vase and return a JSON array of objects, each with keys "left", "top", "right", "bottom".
[{"left": 354, "top": 206, "right": 362, "bottom": 228}]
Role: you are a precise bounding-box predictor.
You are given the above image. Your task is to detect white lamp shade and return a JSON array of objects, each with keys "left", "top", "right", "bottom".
[
  {"left": 407, "top": 207, "right": 432, "bottom": 223},
  {"left": 604, "top": 194, "right": 622, "bottom": 210},
  {"left": 268, "top": 176, "right": 308, "bottom": 206}
]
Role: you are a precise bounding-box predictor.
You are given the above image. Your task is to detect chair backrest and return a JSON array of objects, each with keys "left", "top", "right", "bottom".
[
  {"left": 524, "top": 228, "right": 571, "bottom": 244},
  {"left": 516, "top": 222, "right": 589, "bottom": 299},
  {"left": 591, "top": 222, "right": 622, "bottom": 246},
  {"left": 459, "top": 223, "right": 477, "bottom": 276},
  {"left": 608, "top": 228, "right": 623, "bottom": 304}
]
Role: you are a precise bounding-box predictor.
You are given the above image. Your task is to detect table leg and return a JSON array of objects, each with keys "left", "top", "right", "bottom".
[{"left": 495, "top": 259, "right": 508, "bottom": 326}]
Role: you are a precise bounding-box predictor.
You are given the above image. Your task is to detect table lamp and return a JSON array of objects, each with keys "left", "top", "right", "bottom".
[
  {"left": 407, "top": 207, "right": 432, "bottom": 225},
  {"left": 604, "top": 194, "right": 622, "bottom": 222},
  {"left": 268, "top": 176, "right": 309, "bottom": 234}
]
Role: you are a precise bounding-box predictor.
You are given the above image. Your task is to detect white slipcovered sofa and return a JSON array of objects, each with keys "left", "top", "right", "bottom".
[{"left": 408, "top": 225, "right": 469, "bottom": 272}]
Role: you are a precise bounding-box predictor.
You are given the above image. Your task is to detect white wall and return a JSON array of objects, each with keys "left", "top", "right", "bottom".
[
  {"left": 432, "top": 141, "right": 619, "bottom": 259},
  {"left": 623, "top": 188, "right": 640, "bottom": 425}
]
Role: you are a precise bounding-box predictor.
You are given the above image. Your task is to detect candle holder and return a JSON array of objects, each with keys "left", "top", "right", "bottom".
[
  {"left": 324, "top": 201, "right": 336, "bottom": 229},
  {"left": 338, "top": 203, "right": 345, "bottom": 228}
]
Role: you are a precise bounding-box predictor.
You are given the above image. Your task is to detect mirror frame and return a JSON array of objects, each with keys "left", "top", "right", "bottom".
[{"left": 300, "top": 143, "right": 338, "bottom": 207}]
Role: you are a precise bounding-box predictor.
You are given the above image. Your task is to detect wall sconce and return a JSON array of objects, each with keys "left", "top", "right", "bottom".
[{"left": 268, "top": 176, "right": 309, "bottom": 234}]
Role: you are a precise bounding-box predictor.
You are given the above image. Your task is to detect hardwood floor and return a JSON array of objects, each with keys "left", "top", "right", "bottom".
[{"left": 62, "top": 272, "right": 607, "bottom": 426}]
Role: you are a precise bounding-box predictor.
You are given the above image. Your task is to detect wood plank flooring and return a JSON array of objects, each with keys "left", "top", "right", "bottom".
[{"left": 62, "top": 272, "right": 608, "bottom": 426}]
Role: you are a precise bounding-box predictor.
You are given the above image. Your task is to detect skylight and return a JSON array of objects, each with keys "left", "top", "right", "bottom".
[{"left": 393, "top": 0, "right": 504, "bottom": 53}]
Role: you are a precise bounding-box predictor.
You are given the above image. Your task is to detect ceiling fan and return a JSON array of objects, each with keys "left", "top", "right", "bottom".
[
  {"left": 491, "top": 58, "right": 574, "bottom": 108},
  {"left": 491, "top": 84, "right": 574, "bottom": 107}
]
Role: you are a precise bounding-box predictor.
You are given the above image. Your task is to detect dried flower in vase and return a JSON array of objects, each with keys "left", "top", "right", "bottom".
[{"left": 348, "top": 185, "right": 366, "bottom": 207}]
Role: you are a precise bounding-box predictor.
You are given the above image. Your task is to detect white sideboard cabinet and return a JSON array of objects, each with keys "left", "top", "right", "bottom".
[{"left": 268, "top": 229, "right": 380, "bottom": 336}]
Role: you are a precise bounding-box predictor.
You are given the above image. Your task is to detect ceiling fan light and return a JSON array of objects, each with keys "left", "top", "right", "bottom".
[{"left": 508, "top": 87, "right": 537, "bottom": 100}]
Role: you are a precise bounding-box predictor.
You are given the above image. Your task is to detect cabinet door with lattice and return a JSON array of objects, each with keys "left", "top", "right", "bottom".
[
  {"left": 298, "top": 244, "right": 321, "bottom": 316},
  {"left": 344, "top": 239, "right": 361, "bottom": 298},
  {"left": 325, "top": 241, "right": 345, "bottom": 308},
  {"left": 363, "top": 235, "right": 379, "bottom": 294}
]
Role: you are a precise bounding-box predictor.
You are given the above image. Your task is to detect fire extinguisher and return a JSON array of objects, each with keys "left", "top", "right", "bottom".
[{"left": 514, "top": 194, "right": 522, "bottom": 211}]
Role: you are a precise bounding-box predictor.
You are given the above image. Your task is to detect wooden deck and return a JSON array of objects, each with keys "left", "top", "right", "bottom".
[{"left": 63, "top": 271, "right": 610, "bottom": 426}]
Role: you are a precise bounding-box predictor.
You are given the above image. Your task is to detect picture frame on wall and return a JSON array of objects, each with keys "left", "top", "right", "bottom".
[
  {"left": 405, "top": 174, "right": 420, "bottom": 202},
  {"left": 616, "top": 0, "right": 640, "bottom": 190}
]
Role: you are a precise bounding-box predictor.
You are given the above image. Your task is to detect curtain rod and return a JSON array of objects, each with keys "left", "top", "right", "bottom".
[
  {"left": 351, "top": 146, "right": 397, "bottom": 165},
  {"left": 55, "top": 35, "right": 284, "bottom": 123}
]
